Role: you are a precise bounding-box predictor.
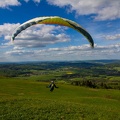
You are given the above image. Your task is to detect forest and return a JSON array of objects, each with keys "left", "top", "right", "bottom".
[{"left": 0, "top": 60, "right": 120, "bottom": 90}]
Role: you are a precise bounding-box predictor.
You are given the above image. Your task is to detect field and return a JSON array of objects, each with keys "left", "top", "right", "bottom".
[
  {"left": 0, "top": 77, "right": 120, "bottom": 120},
  {"left": 0, "top": 61, "right": 120, "bottom": 120}
]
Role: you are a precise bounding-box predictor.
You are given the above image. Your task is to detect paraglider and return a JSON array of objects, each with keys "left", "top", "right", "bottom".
[
  {"left": 11, "top": 16, "right": 94, "bottom": 48},
  {"left": 47, "top": 81, "right": 58, "bottom": 92}
]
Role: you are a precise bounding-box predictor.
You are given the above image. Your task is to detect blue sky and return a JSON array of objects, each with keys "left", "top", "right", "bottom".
[{"left": 0, "top": 0, "right": 120, "bottom": 62}]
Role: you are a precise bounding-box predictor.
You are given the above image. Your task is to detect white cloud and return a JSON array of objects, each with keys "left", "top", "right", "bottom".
[
  {"left": 1, "top": 0, "right": 120, "bottom": 21},
  {"left": 105, "top": 34, "right": 120, "bottom": 40},
  {"left": 0, "top": 0, "right": 21, "bottom": 8},
  {"left": 47, "top": 0, "right": 120, "bottom": 21},
  {"left": 3, "top": 43, "right": 120, "bottom": 62},
  {"left": 0, "top": 23, "right": 20, "bottom": 40},
  {"left": 0, "top": 23, "right": 70, "bottom": 48},
  {"left": 33, "top": 0, "right": 41, "bottom": 3},
  {"left": 0, "top": 0, "right": 41, "bottom": 8},
  {"left": 24, "top": 0, "right": 41, "bottom": 4},
  {"left": 1, "top": 0, "right": 119, "bottom": 21},
  {"left": 12, "top": 24, "right": 70, "bottom": 48},
  {"left": 24, "top": 0, "right": 41, "bottom": 3},
  {"left": 0, "top": 23, "right": 120, "bottom": 61}
]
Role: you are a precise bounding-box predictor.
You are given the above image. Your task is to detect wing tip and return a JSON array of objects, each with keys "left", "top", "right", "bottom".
[
  {"left": 11, "top": 36, "right": 14, "bottom": 42},
  {"left": 91, "top": 43, "right": 94, "bottom": 48}
]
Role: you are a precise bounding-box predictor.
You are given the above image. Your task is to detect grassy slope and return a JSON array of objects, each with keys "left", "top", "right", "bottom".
[{"left": 0, "top": 77, "right": 120, "bottom": 120}]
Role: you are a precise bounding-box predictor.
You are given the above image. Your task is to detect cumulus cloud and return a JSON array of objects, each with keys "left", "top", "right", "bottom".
[
  {"left": 1, "top": 0, "right": 120, "bottom": 21},
  {"left": 0, "top": 23, "right": 20, "bottom": 38},
  {"left": 47, "top": 0, "right": 120, "bottom": 21},
  {"left": 2, "top": 45, "right": 87, "bottom": 61},
  {"left": 33, "top": 0, "right": 41, "bottom": 3},
  {"left": 12, "top": 24, "right": 70, "bottom": 48},
  {"left": 0, "top": 0, "right": 21, "bottom": 8},
  {"left": 105, "top": 34, "right": 120, "bottom": 40},
  {"left": 1, "top": 23, "right": 120, "bottom": 61},
  {"left": 3, "top": 43, "right": 120, "bottom": 61},
  {"left": 0, "top": 23, "right": 70, "bottom": 48},
  {"left": 0, "top": 0, "right": 41, "bottom": 8}
]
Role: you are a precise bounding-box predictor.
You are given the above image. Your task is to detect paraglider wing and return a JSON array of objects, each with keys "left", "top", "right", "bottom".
[{"left": 11, "top": 16, "right": 94, "bottom": 48}]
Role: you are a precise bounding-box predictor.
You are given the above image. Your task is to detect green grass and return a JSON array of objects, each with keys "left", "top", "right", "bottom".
[
  {"left": 114, "top": 67, "right": 120, "bottom": 71},
  {"left": 108, "top": 76, "right": 120, "bottom": 81},
  {"left": 0, "top": 77, "right": 120, "bottom": 120}
]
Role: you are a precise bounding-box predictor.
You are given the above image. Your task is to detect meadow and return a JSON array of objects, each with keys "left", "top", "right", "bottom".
[
  {"left": 0, "top": 61, "right": 120, "bottom": 120},
  {"left": 0, "top": 77, "right": 120, "bottom": 120}
]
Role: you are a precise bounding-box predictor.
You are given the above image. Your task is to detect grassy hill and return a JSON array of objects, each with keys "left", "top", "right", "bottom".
[{"left": 0, "top": 77, "right": 120, "bottom": 120}]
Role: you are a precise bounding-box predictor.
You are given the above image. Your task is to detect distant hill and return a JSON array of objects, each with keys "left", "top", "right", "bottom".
[
  {"left": 0, "top": 59, "right": 120, "bottom": 65},
  {"left": 84, "top": 59, "right": 120, "bottom": 64}
]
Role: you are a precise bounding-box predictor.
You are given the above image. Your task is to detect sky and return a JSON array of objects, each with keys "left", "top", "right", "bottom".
[{"left": 0, "top": 0, "right": 120, "bottom": 62}]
